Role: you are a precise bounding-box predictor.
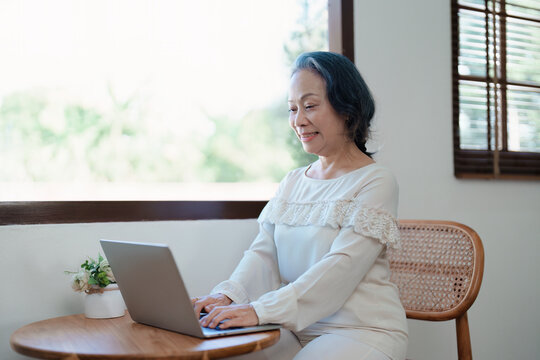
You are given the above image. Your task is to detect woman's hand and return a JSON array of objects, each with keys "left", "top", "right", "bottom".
[
  {"left": 192, "top": 293, "right": 232, "bottom": 316},
  {"left": 199, "top": 304, "right": 259, "bottom": 329}
]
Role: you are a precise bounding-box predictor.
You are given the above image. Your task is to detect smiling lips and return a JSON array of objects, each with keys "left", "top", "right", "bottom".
[{"left": 298, "top": 132, "right": 319, "bottom": 142}]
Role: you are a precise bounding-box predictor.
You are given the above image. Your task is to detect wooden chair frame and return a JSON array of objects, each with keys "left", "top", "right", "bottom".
[{"left": 388, "top": 220, "right": 485, "bottom": 360}]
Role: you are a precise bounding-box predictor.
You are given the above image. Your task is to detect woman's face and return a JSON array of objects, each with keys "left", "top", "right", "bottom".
[{"left": 288, "top": 69, "right": 348, "bottom": 156}]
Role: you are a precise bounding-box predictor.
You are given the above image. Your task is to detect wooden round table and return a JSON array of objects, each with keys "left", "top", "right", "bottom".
[{"left": 10, "top": 312, "right": 280, "bottom": 359}]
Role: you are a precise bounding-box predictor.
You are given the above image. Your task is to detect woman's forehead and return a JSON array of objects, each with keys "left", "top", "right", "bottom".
[{"left": 289, "top": 70, "right": 326, "bottom": 100}]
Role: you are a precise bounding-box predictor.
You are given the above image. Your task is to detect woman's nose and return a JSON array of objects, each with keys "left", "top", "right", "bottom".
[{"left": 293, "top": 111, "right": 308, "bottom": 127}]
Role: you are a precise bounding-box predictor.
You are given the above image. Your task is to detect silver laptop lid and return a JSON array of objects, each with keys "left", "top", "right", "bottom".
[{"left": 100, "top": 239, "right": 204, "bottom": 337}]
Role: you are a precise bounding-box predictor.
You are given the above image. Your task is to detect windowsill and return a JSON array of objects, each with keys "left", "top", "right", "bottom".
[{"left": 455, "top": 174, "right": 540, "bottom": 181}]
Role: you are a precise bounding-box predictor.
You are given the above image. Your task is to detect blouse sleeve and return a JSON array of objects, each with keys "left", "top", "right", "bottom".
[
  {"left": 250, "top": 227, "right": 383, "bottom": 331},
  {"left": 209, "top": 171, "right": 296, "bottom": 303},
  {"left": 210, "top": 221, "right": 281, "bottom": 304}
]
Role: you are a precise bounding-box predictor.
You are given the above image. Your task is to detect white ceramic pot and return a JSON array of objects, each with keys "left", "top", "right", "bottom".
[{"left": 84, "top": 284, "right": 126, "bottom": 319}]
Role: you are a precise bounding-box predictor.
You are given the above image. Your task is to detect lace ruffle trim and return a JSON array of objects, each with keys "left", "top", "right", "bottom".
[{"left": 258, "top": 198, "right": 401, "bottom": 248}]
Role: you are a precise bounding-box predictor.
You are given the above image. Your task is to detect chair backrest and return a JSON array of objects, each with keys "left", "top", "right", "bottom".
[{"left": 387, "top": 220, "right": 484, "bottom": 359}]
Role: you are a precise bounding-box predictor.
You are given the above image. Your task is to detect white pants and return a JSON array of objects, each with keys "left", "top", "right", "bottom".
[{"left": 224, "top": 329, "right": 391, "bottom": 360}]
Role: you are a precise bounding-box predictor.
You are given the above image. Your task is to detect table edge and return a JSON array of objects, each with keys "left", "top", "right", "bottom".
[{"left": 10, "top": 315, "right": 281, "bottom": 360}]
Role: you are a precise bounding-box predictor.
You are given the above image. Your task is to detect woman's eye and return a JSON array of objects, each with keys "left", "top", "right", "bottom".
[
  {"left": 305, "top": 105, "right": 315, "bottom": 110},
  {"left": 288, "top": 108, "right": 297, "bottom": 113}
]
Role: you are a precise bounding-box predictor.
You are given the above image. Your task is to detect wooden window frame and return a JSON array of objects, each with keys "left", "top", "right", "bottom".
[
  {"left": 0, "top": 0, "right": 354, "bottom": 225},
  {"left": 451, "top": 0, "right": 540, "bottom": 180}
]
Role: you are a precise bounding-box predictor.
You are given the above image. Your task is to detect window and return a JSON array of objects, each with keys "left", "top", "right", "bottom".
[
  {"left": 0, "top": 0, "right": 332, "bottom": 201},
  {"left": 452, "top": 0, "right": 540, "bottom": 179},
  {"left": 0, "top": 0, "right": 354, "bottom": 224}
]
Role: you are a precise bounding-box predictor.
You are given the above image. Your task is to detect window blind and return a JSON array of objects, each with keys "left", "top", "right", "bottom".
[{"left": 452, "top": 0, "right": 540, "bottom": 179}]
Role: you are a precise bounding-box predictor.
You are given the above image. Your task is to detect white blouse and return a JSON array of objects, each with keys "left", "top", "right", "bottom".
[{"left": 212, "top": 163, "right": 408, "bottom": 360}]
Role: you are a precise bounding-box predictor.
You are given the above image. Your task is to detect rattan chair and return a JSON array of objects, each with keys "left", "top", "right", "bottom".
[{"left": 387, "top": 220, "right": 484, "bottom": 360}]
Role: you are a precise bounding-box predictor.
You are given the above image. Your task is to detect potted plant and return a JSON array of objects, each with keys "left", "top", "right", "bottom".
[{"left": 67, "top": 254, "right": 125, "bottom": 319}]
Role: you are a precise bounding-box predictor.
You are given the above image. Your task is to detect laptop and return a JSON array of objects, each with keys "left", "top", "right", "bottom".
[{"left": 100, "top": 239, "right": 280, "bottom": 338}]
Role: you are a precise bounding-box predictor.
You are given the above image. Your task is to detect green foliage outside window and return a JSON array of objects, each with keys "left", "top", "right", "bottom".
[{"left": 0, "top": 0, "right": 325, "bottom": 185}]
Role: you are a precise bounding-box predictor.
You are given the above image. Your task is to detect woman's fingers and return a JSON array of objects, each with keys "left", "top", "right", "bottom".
[
  {"left": 218, "top": 317, "right": 249, "bottom": 329},
  {"left": 199, "top": 306, "right": 220, "bottom": 327},
  {"left": 208, "top": 309, "right": 235, "bottom": 329},
  {"left": 192, "top": 294, "right": 233, "bottom": 316},
  {"left": 193, "top": 297, "right": 212, "bottom": 315},
  {"left": 199, "top": 304, "right": 259, "bottom": 329}
]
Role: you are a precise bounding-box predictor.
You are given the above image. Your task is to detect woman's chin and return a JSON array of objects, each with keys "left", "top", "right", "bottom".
[{"left": 300, "top": 144, "right": 319, "bottom": 156}]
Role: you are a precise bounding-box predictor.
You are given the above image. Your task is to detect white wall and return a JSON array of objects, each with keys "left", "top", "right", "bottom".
[
  {"left": 356, "top": 1, "right": 540, "bottom": 359},
  {"left": 0, "top": 220, "right": 258, "bottom": 360}
]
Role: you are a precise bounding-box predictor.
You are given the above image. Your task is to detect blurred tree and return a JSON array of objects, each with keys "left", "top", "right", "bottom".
[
  {"left": 200, "top": 0, "right": 327, "bottom": 182},
  {"left": 283, "top": 0, "right": 328, "bottom": 67},
  {"left": 0, "top": 0, "right": 329, "bottom": 185},
  {"left": 281, "top": 0, "right": 327, "bottom": 168}
]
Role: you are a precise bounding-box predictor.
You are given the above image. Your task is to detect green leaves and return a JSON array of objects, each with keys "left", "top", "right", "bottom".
[{"left": 77, "top": 253, "right": 113, "bottom": 288}]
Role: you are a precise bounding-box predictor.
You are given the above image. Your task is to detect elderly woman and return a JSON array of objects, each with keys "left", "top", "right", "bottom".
[{"left": 193, "top": 51, "right": 408, "bottom": 360}]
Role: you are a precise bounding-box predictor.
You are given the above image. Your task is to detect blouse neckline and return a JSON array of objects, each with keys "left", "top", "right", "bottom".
[{"left": 303, "top": 162, "right": 378, "bottom": 182}]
